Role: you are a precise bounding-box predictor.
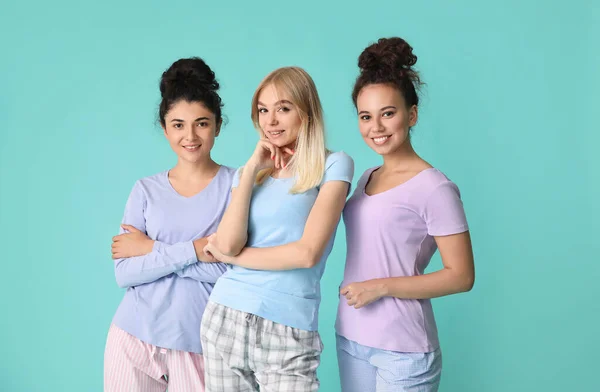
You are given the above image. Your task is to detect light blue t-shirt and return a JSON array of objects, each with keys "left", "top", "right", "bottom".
[{"left": 209, "top": 151, "right": 354, "bottom": 331}]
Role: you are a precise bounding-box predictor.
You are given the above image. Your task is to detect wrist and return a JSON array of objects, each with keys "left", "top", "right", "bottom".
[
  {"left": 376, "top": 279, "right": 389, "bottom": 298},
  {"left": 244, "top": 162, "right": 262, "bottom": 175},
  {"left": 192, "top": 238, "right": 207, "bottom": 261},
  {"left": 221, "top": 253, "right": 236, "bottom": 264},
  {"left": 146, "top": 240, "right": 155, "bottom": 254}
]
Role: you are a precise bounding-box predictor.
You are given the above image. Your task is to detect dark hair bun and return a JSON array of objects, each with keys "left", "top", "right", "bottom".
[
  {"left": 358, "top": 37, "right": 417, "bottom": 75},
  {"left": 158, "top": 57, "right": 224, "bottom": 126},
  {"left": 160, "top": 58, "right": 219, "bottom": 98},
  {"left": 352, "top": 37, "right": 422, "bottom": 108}
]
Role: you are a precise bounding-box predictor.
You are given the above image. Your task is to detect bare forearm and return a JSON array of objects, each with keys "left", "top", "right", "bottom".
[
  {"left": 192, "top": 237, "right": 210, "bottom": 261},
  {"left": 377, "top": 268, "right": 474, "bottom": 300},
  {"left": 226, "top": 241, "right": 316, "bottom": 270},
  {"left": 216, "top": 165, "right": 258, "bottom": 255}
]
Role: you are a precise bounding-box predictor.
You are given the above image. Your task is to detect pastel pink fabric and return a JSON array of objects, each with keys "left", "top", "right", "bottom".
[{"left": 104, "top": 324, "right": 205, "bottom": 392}]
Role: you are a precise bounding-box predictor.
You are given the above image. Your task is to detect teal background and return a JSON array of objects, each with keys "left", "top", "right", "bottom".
[{"left": 1, "top": 0, "right": 598, "bottom": 391}]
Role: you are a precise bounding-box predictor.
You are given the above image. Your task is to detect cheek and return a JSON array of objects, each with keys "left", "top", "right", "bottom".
[
  {"left": 258, "top": 117, "right": 267, "bottom": 132},
  {"left": 165, "top": 132, "right": 180, "bottom": 145},
  {"left": 202, "top": 129, "right": 217, "bottom": 144},
  {"left": 286, "top": 113, "right": 301, "bottom": 130},
  {"left": 358, "top": 124, "right": 371, "bottom": 139},
  {"left": 391, "top": 116, "right": 408, "bottom": 131}
]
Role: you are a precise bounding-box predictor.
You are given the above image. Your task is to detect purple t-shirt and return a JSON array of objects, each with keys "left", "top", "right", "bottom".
[
  {"left": 335, "top": 167, "right": 469, "bottom": 352},
  {"left": 112, "top": 166, "right": 235, "bottom": 353}
]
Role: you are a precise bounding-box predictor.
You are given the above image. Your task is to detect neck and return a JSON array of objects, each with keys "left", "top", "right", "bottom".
[
  {"left": 380, "top": 139, "right": 420, "bottom": 172},
  {"left": 171, "top": 156, "right": 219, "bottom": 181}
]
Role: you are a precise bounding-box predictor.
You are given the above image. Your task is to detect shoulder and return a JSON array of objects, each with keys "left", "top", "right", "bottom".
[
  {"left": 325, "top": 150, "right": 354, "bottom": 169},
  {"left": 219, "top": 165, "right": 238, "bottom": 180},
  {"left": 320, "top": 151, "right": 355, "bottom": 190},
  {"left": 133, "top": 171, "right": 169, "bottom": 194},
  {"left": 416, "top": 168, "right": 463, "bottom": 205},
  {"left": 122, "top": 172, "right": 167, "bottom": 207},
  {"left": 323, "top": 151, "right": 354, "bottom": 179}
]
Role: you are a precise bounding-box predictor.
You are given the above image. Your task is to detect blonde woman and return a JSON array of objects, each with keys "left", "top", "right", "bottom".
[{"left": 200, "top": 67, "right": 354, "bottom": 391}]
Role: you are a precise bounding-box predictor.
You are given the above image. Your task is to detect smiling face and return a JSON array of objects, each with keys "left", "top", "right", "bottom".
[
  {"left": 256, "top": 83, "right": 302, "bottom": 148},
  {"left": 356, "top": 83, "right": 418, "bottom": 156},
  {"left": 162, "top": 100, "right": 220, "bottom": 164}
]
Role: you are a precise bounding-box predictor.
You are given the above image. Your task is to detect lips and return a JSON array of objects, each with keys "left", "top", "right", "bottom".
[
  {"left": 267, "top": 130, "right": 285, "bottom": 138},
  {"left": 372, "top": 136, "right": 390, "bottom": 145},
  {"left": 183, "top": 144, "right": 201, "bottom": 151}
]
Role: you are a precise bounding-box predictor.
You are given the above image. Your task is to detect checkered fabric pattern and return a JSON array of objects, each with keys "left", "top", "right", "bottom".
[{"left": 200, "top": 301, "right": 323, "bottom": 392}]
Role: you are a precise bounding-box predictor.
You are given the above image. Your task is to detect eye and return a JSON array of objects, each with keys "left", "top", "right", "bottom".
[
  {"left": 173, "top": 123, "right": 183, "bottom": 129},
  {"left": 277, "top": 106, "right": 290, "bottom": 113},
  {"left": 382, "top": 111, "right": 395, "bottom": 118},
  {"left": 198, "top": 121, "right": 209, "bottom": 128},
  {"left": 360, "top": 115, "right": 371, "bottom": 121},
  {"left": 258, "top": 107, "right": 268, "bottom": 114}
]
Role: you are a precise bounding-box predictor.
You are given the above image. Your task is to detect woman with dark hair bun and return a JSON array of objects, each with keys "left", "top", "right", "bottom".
[
  {"left": 105, "top": 57, "right": 235, "bottom": 391},
  {"left": 336, "top": 38, "right": 475, "bottom": 391}
]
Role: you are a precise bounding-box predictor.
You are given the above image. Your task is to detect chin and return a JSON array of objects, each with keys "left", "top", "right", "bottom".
[
  {"left": 369, "top": 143, "right": 394, "bottom": 156},
  {"left": 269, "top": 138, "right": 293, "bottom": 148},
  {"left": 181, "top": 153, "right": 206, "bottom": 163}
]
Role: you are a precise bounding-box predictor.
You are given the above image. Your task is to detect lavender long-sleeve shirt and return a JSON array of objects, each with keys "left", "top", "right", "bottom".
[{"left": 111, "top": 166, "right": 235, "bottom": 353}]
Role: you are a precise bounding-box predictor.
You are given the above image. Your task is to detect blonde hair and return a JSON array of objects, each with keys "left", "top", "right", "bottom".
[{"left": 250, "top": 67, "right": 327, "bottom": 194}]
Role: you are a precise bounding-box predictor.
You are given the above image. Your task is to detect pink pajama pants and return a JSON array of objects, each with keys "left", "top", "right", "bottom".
[{"left": 104, "top": 324, "right": 205, "bottom": 392}]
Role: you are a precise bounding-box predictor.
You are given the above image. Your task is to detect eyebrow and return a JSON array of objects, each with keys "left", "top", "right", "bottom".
[
  {"left": 170, "top": 117, "right": 210, "bottom": 122},
  {"left": 257, "top": 100, "right": 293, "bottom": 107},
  {"left": 358, "top": 106, "right": 397, "bottom": 115}
]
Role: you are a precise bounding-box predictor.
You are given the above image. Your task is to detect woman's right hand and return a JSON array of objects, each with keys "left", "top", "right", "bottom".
[{"left": 246, "top": 139, "right": 293, "bottom": 171}]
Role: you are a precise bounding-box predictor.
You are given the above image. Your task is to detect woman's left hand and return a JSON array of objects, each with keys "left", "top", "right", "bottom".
[
  {"left": 340, "top": 280, "right": 387, "bottom": 309},
  {"left": 111, "top": 224, "right": 154, "bottom": 259}
]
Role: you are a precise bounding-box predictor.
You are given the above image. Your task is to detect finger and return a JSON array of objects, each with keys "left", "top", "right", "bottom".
[
  {"left": 272, "top": 148, "right": 278, "bottom": 169},
  {"left": 271, "top": 145, "right": 279, "bottom": 164},
  {"left": 261, "top": 140, "right": 276, "bottom": 160},
  {"left": 282, "top": 147, "right": 295, "bottom": 156},
  {"left": 121, "top": 224, "right": 140, "bottom": 233},
  {"left": 279, "top": 149, "right": 285, "bottom": 170},
  {"left": 340, "top": 286, "right": 349, "bottom": 295},
  {"left": 266, "top": 142, "right": 275, "bottom": 165}
]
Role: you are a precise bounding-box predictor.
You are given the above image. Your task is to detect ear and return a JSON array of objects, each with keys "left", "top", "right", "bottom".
[
  {"left": 408, "top": 105, "right": 418, "bottom": 128},
  {"left": 162, "top": 124, "right": 168, "bottom": 137}
]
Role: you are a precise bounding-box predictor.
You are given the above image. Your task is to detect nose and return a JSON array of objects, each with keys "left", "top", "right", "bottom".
[
  {"left": 372, "top": 117, "right": 384, "bottom": 133},
  {"left": 268, "top": 110, "right": 278, "bottom": 125},
  {"left": 184, "top": 124, "right": 196, "bottom": 140}
]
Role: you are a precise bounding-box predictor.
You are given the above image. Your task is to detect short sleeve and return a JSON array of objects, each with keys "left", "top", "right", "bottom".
[
  {"left": 320, "top": 151, "right": 355, "bottom": 191},
  {"left": 231, "top": 167, "right": 243, "bottom": 189},
  {"left": 423, "top": 181, "right": 469, "bottom": 236}
]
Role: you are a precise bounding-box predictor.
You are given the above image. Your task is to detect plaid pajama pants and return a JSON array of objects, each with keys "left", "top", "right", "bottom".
[{"left": 200, "top": 301, "right": 323, "bottom": 392}]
